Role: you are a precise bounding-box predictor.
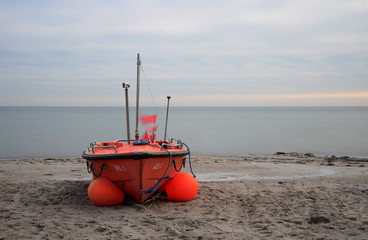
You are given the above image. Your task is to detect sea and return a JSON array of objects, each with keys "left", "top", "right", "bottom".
[{"left": 0, "top": 106, "right": 367, "bottom": 158}]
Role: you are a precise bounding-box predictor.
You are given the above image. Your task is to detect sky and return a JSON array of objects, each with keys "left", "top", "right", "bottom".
[{"left": 0, "top": 0, "right": 368, "bottom": 106}]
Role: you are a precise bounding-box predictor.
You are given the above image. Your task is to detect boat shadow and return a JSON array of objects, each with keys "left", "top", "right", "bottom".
[{"left": 41, "top": 180, "right": 171, "bottom": 211}]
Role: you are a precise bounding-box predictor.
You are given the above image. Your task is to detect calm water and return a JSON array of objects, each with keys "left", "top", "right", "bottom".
[{"left": 0, "top": 106, "right": 367, "bottom": 158}]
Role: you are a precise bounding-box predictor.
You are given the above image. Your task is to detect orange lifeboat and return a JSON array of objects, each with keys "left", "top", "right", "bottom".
[{"left": 83, "top": 140, "right": 188, "bottom": 203}]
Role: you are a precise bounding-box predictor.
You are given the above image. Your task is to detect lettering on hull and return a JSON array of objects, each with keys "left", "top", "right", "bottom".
[
  {"left": 114, "top": 164, "right": 127, "bottom": 172},
  {"left": 153, "top": 162, "right": 164, "bottom": 170}
]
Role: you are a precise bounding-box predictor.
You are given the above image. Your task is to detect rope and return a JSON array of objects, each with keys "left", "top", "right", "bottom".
[
  {"left": 90, "top": 163, "right": 105, "bottom": 177},
  {"left": 140, "top": 144, "right": 172, "bottom": 195},
  {"left": 173, "top": 159, "right": 183, "bottom": 172},
  {"left": 141, "top": 67, "right": 164, "bottom": 126},
  {"left": 178, "top": 141, "right": 196, "bottom": 178},
  {"left": 86, "top": 161, "right": 91, "bottom": 173}
]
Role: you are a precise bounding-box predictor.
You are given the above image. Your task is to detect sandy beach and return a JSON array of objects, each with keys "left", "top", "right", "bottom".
[{"left": 1, "top": 153, "right": 367, "bottom": 239}]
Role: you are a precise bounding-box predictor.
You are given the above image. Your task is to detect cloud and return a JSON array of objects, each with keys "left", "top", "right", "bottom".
[{"left": 0, "top": 0, "right": 367, "bottom": 106}]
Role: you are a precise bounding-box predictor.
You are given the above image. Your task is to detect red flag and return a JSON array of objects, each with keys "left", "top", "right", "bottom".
[{"left": 140, "top": 115, "right": 157, "bottom": 124}]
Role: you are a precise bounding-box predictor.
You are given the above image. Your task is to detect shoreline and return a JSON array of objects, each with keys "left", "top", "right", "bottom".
[
  {"left": 2, "top": 151, "right": 368, "bottom": 161},
  {"left": 1, "top": 154, "right": 367, "bottom": 239}
]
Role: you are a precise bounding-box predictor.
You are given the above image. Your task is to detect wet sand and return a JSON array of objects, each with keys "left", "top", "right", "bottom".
[{"left": 0, "top": 154, "right": 367, "bottom": 239}]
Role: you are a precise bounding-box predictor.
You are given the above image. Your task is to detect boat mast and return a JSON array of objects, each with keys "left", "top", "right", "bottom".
[{"left": 135, "top": 53, "right": 141, "bottom": 140}]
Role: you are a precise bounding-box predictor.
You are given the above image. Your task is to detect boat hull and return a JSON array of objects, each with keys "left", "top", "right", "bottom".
[{"left": 82, "top": 142, "right": 188, "bottom": 203}]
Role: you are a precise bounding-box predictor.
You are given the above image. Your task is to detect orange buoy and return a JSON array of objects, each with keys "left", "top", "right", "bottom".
[
  {"left": 88, "top": 178, "right": 125, "bottom": 206},
  {"left": 165, "top": 172, "right": 198, "bottom": 202}
]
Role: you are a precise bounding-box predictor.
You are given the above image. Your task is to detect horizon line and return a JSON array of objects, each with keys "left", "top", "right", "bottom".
[{"left": 1, "top": 105, "right": 367, "bottom": 108}]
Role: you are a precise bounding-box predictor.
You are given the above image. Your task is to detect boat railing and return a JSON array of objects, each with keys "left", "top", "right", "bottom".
[
  {"left": 161, "top": 142, "right": 182, "bottom": 149},
  {"left": 161, "top": 142, "right": 182, "bottom": 147},
  {"left": 89, "top": 145, "right": 118, "bottom": 153}
]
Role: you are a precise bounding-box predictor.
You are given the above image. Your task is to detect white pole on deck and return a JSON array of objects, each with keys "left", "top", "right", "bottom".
[
  {"left": 122, "top": 82, "right": 131, "bottom": 144},
  {"left": 164, "top": 96, "right": 171, "bottom": 142}
]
